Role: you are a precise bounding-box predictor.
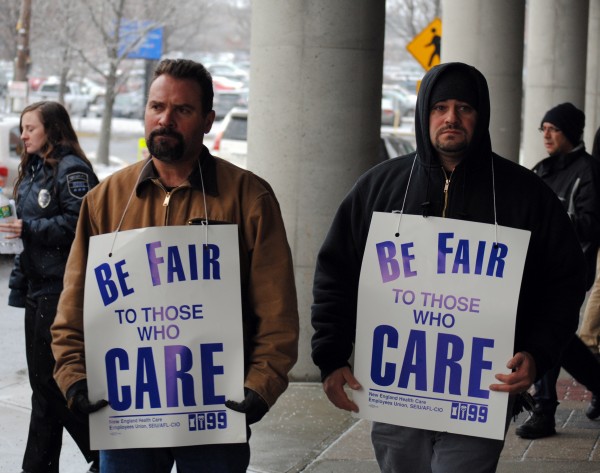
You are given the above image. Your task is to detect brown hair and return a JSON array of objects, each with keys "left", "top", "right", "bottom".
[
  {"left": 152, "top": 59, "right": 214, "bottom": 116},
  {"left": 14, "top": 101, "right": 91, "bottom": 196}
]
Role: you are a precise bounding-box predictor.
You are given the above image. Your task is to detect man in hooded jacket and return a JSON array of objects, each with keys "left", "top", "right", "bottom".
[{"left": 311, "top": 62, "right": 586, "bottom": 472}]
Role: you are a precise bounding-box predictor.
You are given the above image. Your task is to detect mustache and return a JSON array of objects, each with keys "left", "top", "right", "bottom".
[
  {"left": 149, "top": 128, "right": 183, "bottom": 140},
  {"left": 438, "top": 124, "right": 467, "bottom": 134}
]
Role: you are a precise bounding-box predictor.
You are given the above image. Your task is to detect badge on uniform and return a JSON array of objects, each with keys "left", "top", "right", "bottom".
[
  {"left": 67, "top": 172, "right": 91, "bottom": 199},
  {"left": 38, "top": 189, "right": 51, "bottom": 208}
]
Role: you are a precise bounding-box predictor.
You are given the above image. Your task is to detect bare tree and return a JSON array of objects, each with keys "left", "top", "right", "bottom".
[
  {"left": 0, "top": 2, "right": 21, "bottom": 62},
  {"left": 74, "top": 0, "right": 220, "bottom": 165},
  {"left": 73, "top": 0, "right": 177, "bottom": 165},
  {"left": 14, "top": 0, "right": 32, "bottom": 82},
  {"left": 225, "top": 0, "right": 251, "bottom": 53},
  {"left": 385, "top": 0, "right": 442, "bottom": 65}
]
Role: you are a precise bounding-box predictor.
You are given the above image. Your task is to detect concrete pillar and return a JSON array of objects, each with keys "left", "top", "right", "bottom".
[
  {"left": 585, "top": 0, "right": 600, "bottom": 149},
  {"left": 522, "top": 0, "right": 589, "bottom": 169},
  {"left": 249, "top": 0, "right": 386, "bottom": 380},
  {"left": 441, "top": 0, "right": 525, "bottom": 163}
]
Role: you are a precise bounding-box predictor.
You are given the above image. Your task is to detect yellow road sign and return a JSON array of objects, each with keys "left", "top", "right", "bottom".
[{"left": 407, "top": 18, "right": 442, "bottom": 71}]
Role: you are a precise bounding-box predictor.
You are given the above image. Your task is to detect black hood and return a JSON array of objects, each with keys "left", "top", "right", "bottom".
[{"left": 415, "top": 62, "right": 493, "bottom": 170}]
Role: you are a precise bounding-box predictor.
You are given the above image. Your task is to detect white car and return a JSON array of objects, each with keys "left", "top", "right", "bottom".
[
  {"left": 0, "top": 116, "right": 22, "bottom": 195},
  {"left": 212, "top": 107, "right": 248, "bottom": 169},
  {"left": 30, "top": 79, "right": 92, "bottom": 116}
]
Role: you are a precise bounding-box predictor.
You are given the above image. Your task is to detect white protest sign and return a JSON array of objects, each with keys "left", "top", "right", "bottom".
[
  {"left": 354, "top": 212, "right": 530, "bottom": 440},
  {"left": 84, "top": 225, "right": 246, "bottom": 449}
]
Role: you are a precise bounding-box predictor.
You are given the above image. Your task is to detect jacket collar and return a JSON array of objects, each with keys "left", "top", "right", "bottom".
[
  {"left": 536, "top": 143, "right": 586, "bottom": 176},
  {"left": 135, "top": 145, "right": 219, "bottom": 197}
]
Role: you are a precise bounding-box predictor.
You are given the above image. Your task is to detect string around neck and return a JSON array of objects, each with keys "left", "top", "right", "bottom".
[
  {"left": 197, "top": 159, "right": 209, "bottom": 247},
  {"left": 393, "top": 153, "right": 418, "bottom": 237},
  {"left": 108, "top": 158, "right": 153, "bottom": 257}
]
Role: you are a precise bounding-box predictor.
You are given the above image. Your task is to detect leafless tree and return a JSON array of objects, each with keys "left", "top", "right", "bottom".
[
  {"left": 385, "top": 0, "right": 442, "bottom": 65},
  {"left": 71, "top": 0, "right": 174, "bottom": 164},
  {"left": 0, "top": 2, "right": 20, "bottom": 61},
  {"left": 75, "top": 0, "right": 221, "bottom": 164}
]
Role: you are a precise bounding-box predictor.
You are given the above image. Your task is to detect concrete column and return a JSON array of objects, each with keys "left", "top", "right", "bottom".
[
  {"left": 585, "top": 0, "right": 600, "bottom": 149},
  {"left": 441, "top": 0, "right": 525, "bottom": 163},
  {"left": 249, "top": 0, "right": 386, "bottom": 380},
  {"left": 522, "top": 0, "right": 589, "bottom": 169}
]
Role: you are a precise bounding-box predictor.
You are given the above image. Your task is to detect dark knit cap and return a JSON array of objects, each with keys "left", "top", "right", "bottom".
[
  {"left": 429, "top": 66, "right": 479, "bottom": 110},
  {"left": 541, "top": 102, "right": 585, "bottom": 146}
]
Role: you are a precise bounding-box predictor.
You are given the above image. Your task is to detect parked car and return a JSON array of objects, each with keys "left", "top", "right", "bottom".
[
  {"left": 30, "top": 79, "right": 92, "bottom": 116},
  {"left": 113, "top": 92, "right": 145, "bottom": 119},
  {"left": 214, "top": 89, "right": 248, "bottom": 120},
  {"left": 212, "top": 107, "right": 248, "bottom": 169},
  {"left": 0, "top": 116, "right": 22, "bottom": 195},
  {"left": 79, "top": 77, "right": 106, "bottom": 105},
  {"left": 206, "top": 63, "right": 249, "bottom": 85},
  {"left": 212, "top": 75, "right": 246, "bottom": 91},
  {"left": 382, "top": 85, "right": 417, "bottom": 117},
  {"left": 379, "top": 132, "right": 415, "bottom": 161},
  {"left": 212, "top": 108, "right": 414, "bottom": 170},
  {"left": 381, "top": 97, "right": 400, "bottom": 127}
]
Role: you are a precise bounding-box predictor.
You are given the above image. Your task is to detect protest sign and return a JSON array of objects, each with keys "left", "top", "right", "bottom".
[
  {"left": 353, "top": 212, "right": 530, "bottom": 439},
  {"left": 84, "top": 225, "right": 246, "bottom": 449}
]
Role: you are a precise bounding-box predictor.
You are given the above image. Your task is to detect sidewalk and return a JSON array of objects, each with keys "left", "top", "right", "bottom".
[
  {"left": 254, "top": 376, "right": 600, "bottom": 473},
  {"left": 1, "top": 375, "right": 600, "bottom": 472}
]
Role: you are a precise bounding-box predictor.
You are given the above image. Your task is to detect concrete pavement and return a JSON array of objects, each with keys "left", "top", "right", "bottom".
[{"left": 3, "top": 260, "right": 600, "bottom": 473}]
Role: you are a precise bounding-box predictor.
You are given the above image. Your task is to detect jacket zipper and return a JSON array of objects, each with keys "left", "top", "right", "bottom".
[
  {"left": 442, "top": 169, "right": 454, "bottom": 218},
  {"left": 158, "top": 182, "right": 176, "bottom": 225}
]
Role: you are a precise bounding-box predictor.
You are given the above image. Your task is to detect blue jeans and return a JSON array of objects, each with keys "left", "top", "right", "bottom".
[{"left": 100, "top": 442, "right": 250, "bottom": 473}]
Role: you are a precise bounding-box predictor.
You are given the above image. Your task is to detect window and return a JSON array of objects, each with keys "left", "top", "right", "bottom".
[{"left": 222, "top": 116, "right": 248, "bottom": 141}]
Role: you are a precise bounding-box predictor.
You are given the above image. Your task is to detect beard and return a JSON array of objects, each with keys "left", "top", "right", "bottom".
[
  {"left": 433, "top": 126, "right": 470, "bottom": 155},
  {"left": 147, "top": 128, "right": 185, "bottom": 163}
]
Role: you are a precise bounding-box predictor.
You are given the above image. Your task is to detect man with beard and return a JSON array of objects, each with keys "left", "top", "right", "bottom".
[
  {"left": 50, "top": 59, "right": 299, "bottom": 472},
  {"left": 311, "top": 62, "right": 586, "bottom": 472}
]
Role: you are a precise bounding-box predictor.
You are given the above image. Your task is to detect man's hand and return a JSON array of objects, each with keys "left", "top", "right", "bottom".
[
  {"left": 489, "top": 351, "right": 536, "bottom": 394},
  {"left": 323, "top": 366, "right": 361, "bottom": 413},
  {"left": 67, "top": 380, "right": 109, "bottom": 417},
  {"left": 225, "top": 388, "right": 269, "bottom": 425}
]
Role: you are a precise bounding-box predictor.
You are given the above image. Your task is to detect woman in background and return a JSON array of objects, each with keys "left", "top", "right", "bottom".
[{"left": 0, "top": 101, "right": 99, "bottom": 473}]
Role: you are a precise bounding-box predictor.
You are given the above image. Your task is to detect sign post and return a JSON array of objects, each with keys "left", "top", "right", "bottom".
[{"left": 407, "top": 18, "right": 442, "bottom": 71}]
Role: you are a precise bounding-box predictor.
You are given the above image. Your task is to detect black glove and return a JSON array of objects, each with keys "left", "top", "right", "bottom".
[
  {"left": 67, "top": 380, "right": 109, "bottom": 417},
  {"left": 225, "top": 388, "right": 269, "bottom": 425}
]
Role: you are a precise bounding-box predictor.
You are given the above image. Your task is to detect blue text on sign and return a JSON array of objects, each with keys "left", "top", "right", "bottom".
[
  {"left": 376, "top": 233, "right": 509, "bottom": 283},
  {"left": 105, "top": 343, "right": 225, "bottom": 411},
  {"left": 370, "top": 325, "right": 493, "bottom": 399}
]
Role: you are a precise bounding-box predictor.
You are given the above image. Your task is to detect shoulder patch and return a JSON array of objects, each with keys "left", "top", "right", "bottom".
[{"left": 67, "top": 172, "right": 91, "bottom": 199}]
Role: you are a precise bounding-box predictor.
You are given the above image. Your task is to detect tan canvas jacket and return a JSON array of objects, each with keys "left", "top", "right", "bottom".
[{"left": 51, "top": 149, "right": 299, "bottom": 408}]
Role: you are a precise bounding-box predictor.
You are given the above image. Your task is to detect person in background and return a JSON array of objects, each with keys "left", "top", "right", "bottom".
[
  {"left": 311, "top": 62, "right": 586, "bottom": 472},
  {"left": 515, "top": 104, "right": 600, "bottom": 440},
  {"left": 0, "top": 101, "right": 100, "bottom": 473},
  {"left": 50, "top": 59, "right": 299, "bottom": 473},
  {"left": 569, "top": 125, "right": 600, "bottom": 421}
]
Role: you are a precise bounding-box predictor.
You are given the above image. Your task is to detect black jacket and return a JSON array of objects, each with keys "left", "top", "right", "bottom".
[
  {"left": 8, "top": 150, "right": 98, "bottom": 303},
  {"left": 532, "top": 145, "right": 600, "bottom": 289},
  {"left": 311, "top": 62, "right": 586, "bottom": 383}
]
